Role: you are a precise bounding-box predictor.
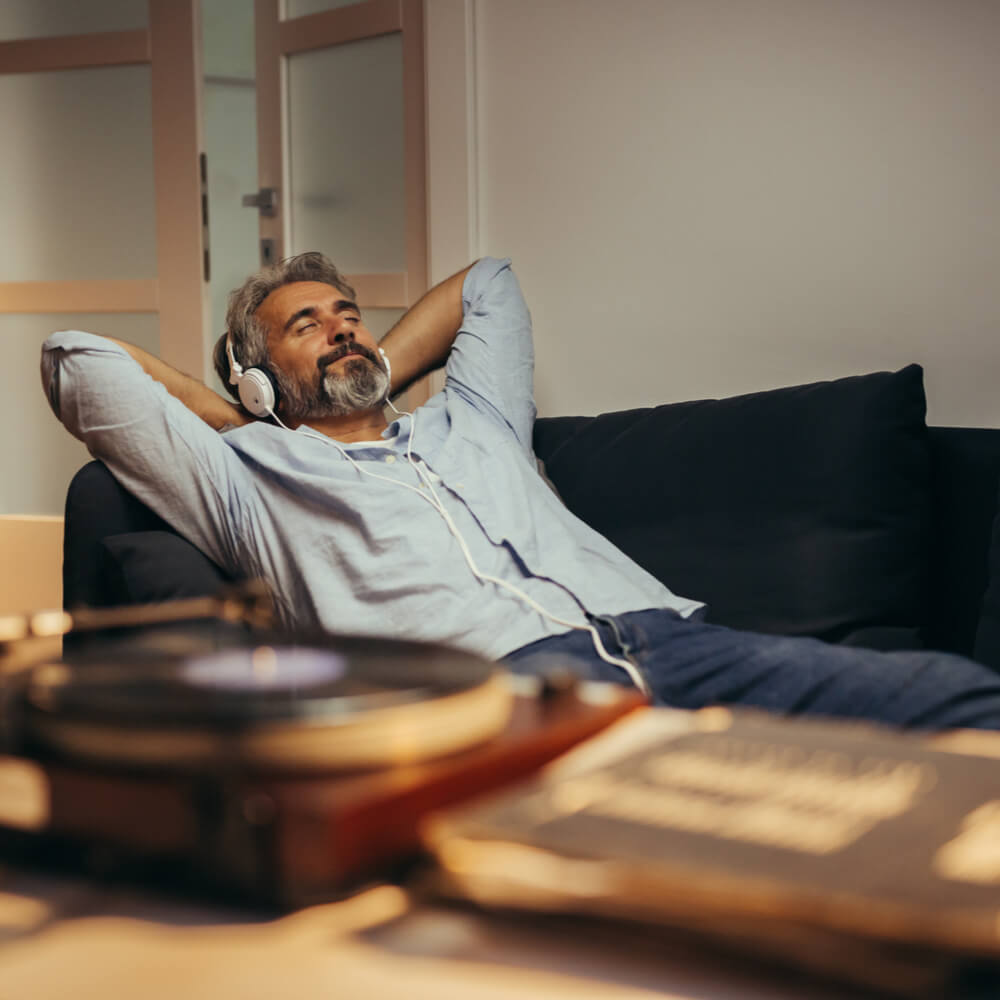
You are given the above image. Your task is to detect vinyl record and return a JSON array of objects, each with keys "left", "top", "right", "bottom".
[{"left": 20, "top": 631, "right": 512, "bottom": 773}]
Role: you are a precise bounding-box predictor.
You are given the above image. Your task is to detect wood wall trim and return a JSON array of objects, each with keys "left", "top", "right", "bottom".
[
  {"left": 347, "top": 272, "right": 408, "bottom": 309},
  {"left": 279, "top": 0, "right": 401, "bottom": 55},
  {"left": 0, "top": 273, "right": 408, "bottom": 316},
  {"left": 0, "top": 29, "right": 149, "bottom": 74},
  {"left": 0, "top": 280, "right": 158, "bottom": 314}
]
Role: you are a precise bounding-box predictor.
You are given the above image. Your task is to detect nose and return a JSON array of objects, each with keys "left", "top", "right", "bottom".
[{"left": 327, "top": 319, "right": 351, "bottom": 344}]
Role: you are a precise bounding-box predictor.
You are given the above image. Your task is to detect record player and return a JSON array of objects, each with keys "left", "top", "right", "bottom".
[{"left": 0, "top": 584, "right": 643, "bottom": 907}]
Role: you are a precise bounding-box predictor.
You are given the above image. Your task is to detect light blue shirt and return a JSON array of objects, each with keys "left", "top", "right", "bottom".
[{"left": 41, "top": 257, "right": 701, "bottom": 658}]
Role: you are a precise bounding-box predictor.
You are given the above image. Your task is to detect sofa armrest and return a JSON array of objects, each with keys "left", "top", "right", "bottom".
[{"left": 924, "top": 428, "right": 1000, "bottom": 659}]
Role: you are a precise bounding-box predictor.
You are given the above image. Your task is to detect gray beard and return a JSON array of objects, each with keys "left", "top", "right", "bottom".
[{"left": 274, "top": 357, "right": 389, "bottom": 421}]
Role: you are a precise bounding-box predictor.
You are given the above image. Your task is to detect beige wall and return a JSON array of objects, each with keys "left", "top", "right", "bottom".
[{"left": 428, "top": 0, "right": 1000, "bottom": 426}]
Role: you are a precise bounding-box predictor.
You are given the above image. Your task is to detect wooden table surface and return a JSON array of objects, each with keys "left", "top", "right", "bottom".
[{"left": 0, "top": 865, "right": 873, "bottom": 1000}]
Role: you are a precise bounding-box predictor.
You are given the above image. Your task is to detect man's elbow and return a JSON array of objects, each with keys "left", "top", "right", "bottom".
[{"left": 39, "top": 345, "right": 62, "bottom": 422}]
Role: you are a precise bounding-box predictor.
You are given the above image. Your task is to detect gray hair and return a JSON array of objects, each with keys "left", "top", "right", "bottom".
[{"left": 213, "top": 251, "right": 356, "bottom": 401}]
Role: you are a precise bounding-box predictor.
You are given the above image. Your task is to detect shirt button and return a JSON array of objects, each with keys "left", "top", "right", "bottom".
[{"left": 384, "top": 455, "right": 397, "bottom": 464}]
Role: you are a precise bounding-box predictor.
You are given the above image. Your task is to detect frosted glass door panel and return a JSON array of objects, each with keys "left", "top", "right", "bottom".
[
  {"left": 0, "top": 0, "right": 147, "bottom": 40},
  {"left": 285, "top": 0, "right": 362, "bottom": 18},
  {"left": 287, "top": 34, "right": 405, "bottom": 272},
  {"left": 0, "top": 66, "right": 156, "bottom": 281},
  {"left": 202, "top": 0, "right": 256, "bottom": 78},
  {"left": 1, "top": 313, "right": 159, "bottom": 515},
  {"left": 204, "top": 80, "right": 260, "bottom": 369}
]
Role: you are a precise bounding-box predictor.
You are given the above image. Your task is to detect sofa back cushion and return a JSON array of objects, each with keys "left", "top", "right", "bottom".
[
  {"left": 64, "top": 461, "right": 231, "bottom": 611},
  {"left": 533, "top": 365, "right": 931, "bottom": 648}
]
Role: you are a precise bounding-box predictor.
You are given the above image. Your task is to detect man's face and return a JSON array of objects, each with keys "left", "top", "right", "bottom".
[{"left": 257, "top": 281, "right": 389, "bottom": 420}]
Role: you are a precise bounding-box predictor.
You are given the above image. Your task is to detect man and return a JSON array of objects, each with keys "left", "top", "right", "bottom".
[{"left": 42, "top": 254, "right": 1000, "bottom": 729}]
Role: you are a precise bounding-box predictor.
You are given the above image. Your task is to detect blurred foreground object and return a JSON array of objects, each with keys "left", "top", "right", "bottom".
[{"left": 424, "top": 707, "right": 1000, "bottom": 996}]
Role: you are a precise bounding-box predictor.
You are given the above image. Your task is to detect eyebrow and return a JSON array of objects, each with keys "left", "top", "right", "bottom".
[{"left": 282, "top": 299, "right": 360, "bottom": 333}]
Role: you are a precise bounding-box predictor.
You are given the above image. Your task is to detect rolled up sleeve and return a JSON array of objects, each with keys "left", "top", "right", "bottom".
[
  {"left": 41, "top": 331, "right": 250, "bottom": 576},
  {"left": 445, "top": 257, "right": 536, "bottom": 454}
]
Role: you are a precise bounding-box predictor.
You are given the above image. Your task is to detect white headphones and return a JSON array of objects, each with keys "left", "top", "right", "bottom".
[
  {"left": 226, "top": 334, "right": 278, "bottom": 418},
  {"left": 226, "top": 334, "right": 392, "bottom": 419},
  {"left": 379, "top": 347, "right": 392, "bottom": 394}
]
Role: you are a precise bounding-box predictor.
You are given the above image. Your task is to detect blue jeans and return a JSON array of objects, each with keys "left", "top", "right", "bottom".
[{"left": 502, "top": 609, "right": 1000, "bottom": 730}]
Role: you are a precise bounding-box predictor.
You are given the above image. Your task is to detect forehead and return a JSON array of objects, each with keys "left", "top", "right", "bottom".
[{"left": 257, "top": 281, "right": 351, "bottom": 332}]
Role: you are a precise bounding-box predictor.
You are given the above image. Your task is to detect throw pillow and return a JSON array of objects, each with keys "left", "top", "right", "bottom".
[
  {"left": 533, "top": 365, "right": 930, "bottom": 647},
  {"left": 101, "top": 531, "right": 231, "bottom": 605}
]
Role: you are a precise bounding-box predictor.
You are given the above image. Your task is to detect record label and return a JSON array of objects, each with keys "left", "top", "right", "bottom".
[{"left": 179, "top": 647, "right": 348, "bottom": 691}]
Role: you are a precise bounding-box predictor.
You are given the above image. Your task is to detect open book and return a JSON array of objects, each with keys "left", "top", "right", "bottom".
[{"left": 422, "top": 707, "right": 1000, "bottom": 996}]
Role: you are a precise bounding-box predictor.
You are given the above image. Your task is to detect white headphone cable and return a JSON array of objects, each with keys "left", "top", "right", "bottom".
[{"left": 267, "top": 402, "right": 651, "bottom": 697}]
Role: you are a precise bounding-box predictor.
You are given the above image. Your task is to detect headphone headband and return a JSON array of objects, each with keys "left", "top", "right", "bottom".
[
  {"left": 379, "top": 347, "right": 392, "bottom": 399},
  {"left": 225, "top": 334, "right": 243, "bottom": 385}
]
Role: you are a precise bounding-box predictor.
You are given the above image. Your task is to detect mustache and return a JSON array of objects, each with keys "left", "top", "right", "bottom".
[{"left": 317, "top": 342, "right": 380, "bottom": 371}]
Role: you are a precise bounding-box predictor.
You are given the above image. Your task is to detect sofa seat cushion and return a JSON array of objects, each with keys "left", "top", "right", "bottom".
[{"left": 533, "top": 365, "right": 931, "bottom": 648}]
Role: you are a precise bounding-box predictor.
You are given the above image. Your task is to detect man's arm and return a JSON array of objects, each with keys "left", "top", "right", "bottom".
[
  {"left": 41, "top": 331, "right": 253, "bottom": 578},
  {"left": 114, "top": 264, "right": 475, "bottom": 415},
  {"left": 377, "top": 263, "right": 475, "bottom": 396},
  {"left": 103, "top": 337, "right": 252, "bottom": 431},
  {"left": 432, "top": 257, "right": 536, "bottom": 453}
]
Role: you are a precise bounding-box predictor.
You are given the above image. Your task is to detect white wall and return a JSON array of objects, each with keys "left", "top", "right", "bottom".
[{"left": 435, "top": 0, "right": 1000, "bottom": 426}]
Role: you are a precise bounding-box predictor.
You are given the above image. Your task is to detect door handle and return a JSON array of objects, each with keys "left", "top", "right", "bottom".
[{"left": 242, "top": 187, "right": 279, "bottom": 217}]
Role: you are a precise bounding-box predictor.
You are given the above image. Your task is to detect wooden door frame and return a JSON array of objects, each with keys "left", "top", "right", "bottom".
[
  {"left": 0, "top": 0, "right": 208, "bottom": 378},
  {"left": 253, "top": 0, "right": 427, "bottom": 312}
]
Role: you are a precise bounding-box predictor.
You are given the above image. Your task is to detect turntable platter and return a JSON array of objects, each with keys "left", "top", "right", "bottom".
[{"left": 22, "top": 634, "right": 512, "bottom": 773}]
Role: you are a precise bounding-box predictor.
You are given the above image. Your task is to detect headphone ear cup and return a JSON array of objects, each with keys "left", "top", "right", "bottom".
[
  {"left": 378, "top": 348, "right": 392, "bottom": 400},
  {"left": 237, "top": 366, "right": 279, "bottom": 418}
]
